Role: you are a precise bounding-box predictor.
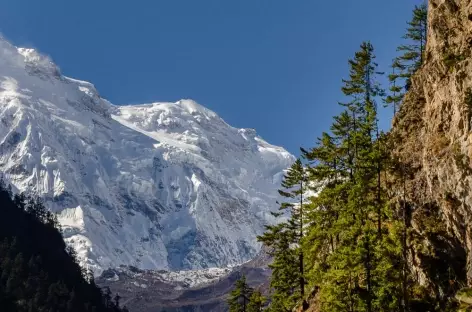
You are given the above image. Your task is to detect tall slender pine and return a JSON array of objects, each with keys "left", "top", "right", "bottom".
[
  {"left": 391, "top": 3, "right": 428, "bottom": 97},
  {"left": 258, "top": 159, "right": 307, "bottom": 310},
  {"left": 228, "top": 275, "right": 253, "bottom": 312}
]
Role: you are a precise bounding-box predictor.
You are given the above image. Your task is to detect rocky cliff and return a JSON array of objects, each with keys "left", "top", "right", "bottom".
[
  {"left": 389, "top": 0, "right": 472, "bottom": 300},
  {"left": 96, "top": 248, "right": 272, "bottom": 312}
]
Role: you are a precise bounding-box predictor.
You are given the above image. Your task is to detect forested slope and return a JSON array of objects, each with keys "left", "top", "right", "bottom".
[{"left": 0, "top": 180, "right": 127, "bottom": 312}]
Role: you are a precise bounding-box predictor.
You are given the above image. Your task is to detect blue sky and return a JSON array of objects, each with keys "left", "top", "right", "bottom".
[{"left": 0, "top": 0, "right": 422, "bottom": 155}]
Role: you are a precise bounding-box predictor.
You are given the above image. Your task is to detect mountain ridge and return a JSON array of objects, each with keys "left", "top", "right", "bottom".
[{"left": 0, "top": 36, "right": 294, "bottom": 275}]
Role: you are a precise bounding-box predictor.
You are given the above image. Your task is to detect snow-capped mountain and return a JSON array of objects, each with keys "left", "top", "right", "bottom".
[{"left": 0, "top": 37, "right": 294, "bottom": 275}]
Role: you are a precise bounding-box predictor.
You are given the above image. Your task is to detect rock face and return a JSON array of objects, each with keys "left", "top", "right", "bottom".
[
  {"left": 0, "top": 37, "right": 294, "bottom": 275},
  {"left": 390, "top": 0, "right": 472, "bottom": 298},
  {"left": 95, "top": 248, "right": 272, "bottom": 312}
]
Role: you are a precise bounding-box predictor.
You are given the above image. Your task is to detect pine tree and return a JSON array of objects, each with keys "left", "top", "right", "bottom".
[
  {"left": 228, "top": 275, "right": 253, "bottom": 312},
  {"left": 390, "top": 3, "right": 428, "bottom": 100},
  {"left": 258, "top": 159, "right": 308, "bottom": 310},
  {"left": 247, "top": 290, "right": 266, "bottom": 312},
  {"left": 0, "top": 178, "right": 131, "bottom": 312},
  {"left": 298, "top": 42, "right": 403, "bottom": 312},
  {"left": 384, "top": 63, "right": 404, "bottom": 116},
  {"left": 278, "top": 159, "right": 307, "bottom": 303},
  {"left": 265, "top": 230, "right": 299, "bottom": 311}
]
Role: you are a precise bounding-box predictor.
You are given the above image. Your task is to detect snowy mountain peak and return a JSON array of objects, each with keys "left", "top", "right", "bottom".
[
  {"left": 18, "top": 47, "right": 61, "bottom": 78},
  {"left": 177, "top": 99, "right": 218, "bottom": 118},
  {"left": 0, "top": 37, "right": 294, "bottom": 275}
]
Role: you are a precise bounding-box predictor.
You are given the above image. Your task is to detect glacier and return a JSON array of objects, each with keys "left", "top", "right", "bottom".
[{"left": 0, "top": 37, "right": 294, "bottom": 275}]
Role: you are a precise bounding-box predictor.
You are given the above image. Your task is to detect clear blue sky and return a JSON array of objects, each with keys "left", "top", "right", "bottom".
[{"left": 0, "top": 0, "right": 422, "bottom": 155}]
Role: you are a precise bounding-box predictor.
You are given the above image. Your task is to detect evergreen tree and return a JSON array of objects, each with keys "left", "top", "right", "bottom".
[
  {"left": 388, "top": 2, "right": 428, "bottom": 106},
  {"left": 228, "top": 275, "right": 253, "bottom": 312},
  {"left": 0, "top": 178, "right": 127, "bottom": 312},
  {"left": 260, "top": 5, "right": 455, "bottom": 312},
  {"left": 264, "top": 229, "right": 299, "bottom": 311},
  {"left": 337, "top": 41, "right": 385, "bottom": 312},
  {"left": 384, "top": 63, "right": 404, "bottom": 116},
  {"left": 258, "top": 158, "right": 308, "bottom": 310},
  {"left": 298, "top": 42, "right": 402, "bottom": 312},
  {"left": 278, "top": 159, "right": 307, "bottom": 303},
  {"left": 247, "top": 290, "right": 266, "bottom": 312}
]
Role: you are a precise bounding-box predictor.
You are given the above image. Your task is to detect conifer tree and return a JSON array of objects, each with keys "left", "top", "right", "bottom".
[
  {"left": 341, "top": 41, "right": 390, "bottom": 312},
  {"left": 0, "top": 178, "right": 127, "bottom": 312},
  {"left": 278, "top": 159, "right": 307, "bottom": 302},
  {"left": 385, "top": 64, "right": 404, "bottom": 115},
  {"left": 258, "top": 159, "right": 308, "bottom": 310},
  {"left": 338, "top": 44, "right": 384, "bottom": 312},
  {"left": 247, "top": 290, "right": 266, "bottom": 312},
  {"left": 299, "top": 42, "right": 401, "bottom": 312},
  {"left": 389, "top": 3, "right": 428, "bottom": 101},
  {"left": 228, "top": 275, "right": 253, "bottom": 312},
  {"left": 258, "top": 222, "right": 299, "bottom": 311}
]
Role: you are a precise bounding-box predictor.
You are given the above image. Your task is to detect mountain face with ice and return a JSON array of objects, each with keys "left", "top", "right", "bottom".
[{"left": 0, "top": 37, "right": 294, "bottom": 275}]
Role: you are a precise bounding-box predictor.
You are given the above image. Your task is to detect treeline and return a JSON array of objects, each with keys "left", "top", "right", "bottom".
[
  {"left": 227, "top": 3, "right": 463, "bottom": 312},
  {"left": 0, "top": 179, "right": 128, "bottom": 312}
]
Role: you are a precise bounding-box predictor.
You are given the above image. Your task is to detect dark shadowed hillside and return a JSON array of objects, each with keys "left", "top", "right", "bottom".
[{"left": 0, "top": 180, "right": 127, "bottom": 312}]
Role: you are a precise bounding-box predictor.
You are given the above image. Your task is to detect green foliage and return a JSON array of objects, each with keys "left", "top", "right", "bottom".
[
  {"left": 259, "top": 3, "right": 466, "bottom": 312},
  {"left": 386, "top": 3, "right": 428, "bottom": 114},
  {"left": 0, "top": 179, "right": 126, "bottom": 312},
  {"left": 397, "top": 3, "right": 428, "bottom": 77},
  {"left": 228, "top": 275, "right": 254, "bottom": 312},
  {"left": 261, "top": 39, "right": 447, "bottom": 312},
  {"left": 258, "top": 158, "right": 308, "bottom": 310},
  {"left": 262, "top": 42, "right": 400, "bottom": 312},
  {"left": 443, "top": 52, "right": 466, "bottom": 72},
  {"left": 310, "top": 41, "right": 392, "bottom": 312},
  {"left": 385, "top": 63, "right": 404, "bottom": 115},
  {"left": 457, "top": 287, "right": 472, "bottom": 298},
  {"left": 247, "top": 290, "right": 266, "bottom": 312}
]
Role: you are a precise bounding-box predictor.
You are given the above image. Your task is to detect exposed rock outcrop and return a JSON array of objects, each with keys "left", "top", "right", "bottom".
[
  {"left": 96, "top": 248, "right": 272, "bottom": 312},
  {"left": 390, "top": 0, "right": 472, "bottom": 301}
]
